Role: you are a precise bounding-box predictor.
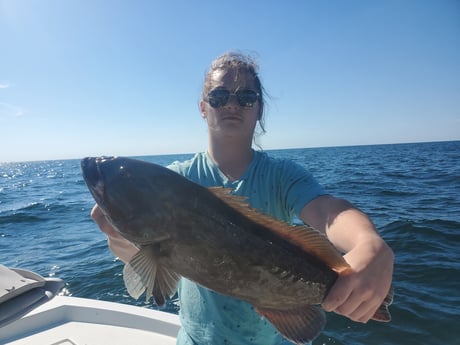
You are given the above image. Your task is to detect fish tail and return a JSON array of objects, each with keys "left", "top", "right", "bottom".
[{"left": 371, "top": 285, "right": 394, "bottom": 322}]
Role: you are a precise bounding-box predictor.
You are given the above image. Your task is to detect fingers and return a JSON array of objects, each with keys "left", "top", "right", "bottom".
[
  {"left": 90, "top": 204, "right": 138, "bottom": 263},
  {"left": 106, "top": 234, "right": 139, "bottom": 263},
  {"left": 90, "top": 204, "right": 121, "bottom": 238},
  {"left": 322, "top": 272, "right": 385, "bottom": 323},
  {"left": 333, "top": 293, "right": 378, "bottom": 323},
  {"left": 90, "top": 204, "right": 106, "bottom": 226},
  {"left": 347, "top": 299, "right": 381, "bottom": 323},
  {"left": 322, "top": 274, "right": 353, "bottom": 313}
]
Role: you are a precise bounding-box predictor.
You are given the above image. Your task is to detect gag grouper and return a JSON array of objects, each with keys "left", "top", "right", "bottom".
[{"left": 81, "top": 156, "right": 392, "bottom": 344}]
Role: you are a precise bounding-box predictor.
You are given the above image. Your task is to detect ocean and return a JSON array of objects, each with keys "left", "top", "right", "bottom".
[{"left": 1, "top": 141, "right": 459, "bottom": 345}]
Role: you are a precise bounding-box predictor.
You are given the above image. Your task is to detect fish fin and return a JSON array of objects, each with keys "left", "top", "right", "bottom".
[
  {"left": 152, "top": 263, "right": 181, "bottom": 306},
  {"left": 280, "top": 224, "right": 350, "bottom": 272},
  {"left": 123, "top": 247, "right": 180, "bottom": 306},
  {"left": 255, "top": 305, "right": 326, "bottom": 344},
  {"left": 208, "top": 187, "right": 252, "bottom": 208},
  {"left": 372, "top": 286, "right": 394, "bottom": 322},
  {"left": 208, "top": 187, "right": 349, "bottom": 273},
  {"left": 123, "top": 248, "right": 156, "bottom": 301}
]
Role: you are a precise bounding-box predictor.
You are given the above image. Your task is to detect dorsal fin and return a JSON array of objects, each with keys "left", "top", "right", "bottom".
[{"left": 209, "top": 187, "right": 350, "bottom": 273}]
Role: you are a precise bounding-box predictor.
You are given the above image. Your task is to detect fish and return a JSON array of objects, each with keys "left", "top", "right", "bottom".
[{"left": 81, "top": 156, "right": 393, "bottom": 344}]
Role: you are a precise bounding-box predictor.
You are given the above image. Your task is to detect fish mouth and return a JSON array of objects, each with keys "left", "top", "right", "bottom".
[{"left": 81, "top": 156, "right": 116, "bottom": 205}]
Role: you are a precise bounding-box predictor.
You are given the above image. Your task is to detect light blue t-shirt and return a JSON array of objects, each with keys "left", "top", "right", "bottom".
[{"left": 168, "top": 150, "right": 326, "bottom": 345}]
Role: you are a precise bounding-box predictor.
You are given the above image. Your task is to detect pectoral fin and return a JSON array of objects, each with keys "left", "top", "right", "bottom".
[
  {"left": 255, "top": 305, "right": 326, "bottom": 344},
  {"left": 123, "top": 246, "right": 180, "bottom": 306}
]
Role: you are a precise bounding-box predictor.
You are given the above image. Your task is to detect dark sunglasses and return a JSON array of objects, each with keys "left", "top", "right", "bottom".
[{"left": 206, "top": 89, "right": 260, "bottom": 108}]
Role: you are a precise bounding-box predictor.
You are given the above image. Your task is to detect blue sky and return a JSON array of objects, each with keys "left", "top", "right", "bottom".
[{"left": 1, "top": 0, "right": 459, "bottom": 162}]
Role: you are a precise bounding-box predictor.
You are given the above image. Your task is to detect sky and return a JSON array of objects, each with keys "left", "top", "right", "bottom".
[{"left": 0, "top": 0, "right": 459, "bottom": 162}]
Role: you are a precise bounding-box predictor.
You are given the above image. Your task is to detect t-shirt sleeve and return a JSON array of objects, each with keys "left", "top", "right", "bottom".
[
  {"left": 167, "top": 160, "right": 184, "bottom": 175},
  {"left": 280, "top": 160, "right": 327, "bottom": 216},
  {"left": 167, "top": 156, "right": 197, "bottom": 177}
]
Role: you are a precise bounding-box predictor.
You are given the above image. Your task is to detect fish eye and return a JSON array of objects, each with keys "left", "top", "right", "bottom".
[{"left": 119, "top": 165, "right": 129, "bottom": 177}]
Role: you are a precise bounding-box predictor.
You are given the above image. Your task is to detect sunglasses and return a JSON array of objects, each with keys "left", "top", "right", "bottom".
[{"left": 206, "top": 89, "right": 260, "bottom": 108}]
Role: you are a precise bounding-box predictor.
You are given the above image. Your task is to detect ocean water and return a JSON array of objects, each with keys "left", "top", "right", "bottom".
[{"left": 1, "top": 141, "right": 459, "bottom": 345}]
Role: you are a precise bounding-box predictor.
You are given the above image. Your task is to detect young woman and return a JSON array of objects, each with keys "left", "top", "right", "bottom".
[{"left": 91, "top": 51, "right": 394, "bottom": 345}]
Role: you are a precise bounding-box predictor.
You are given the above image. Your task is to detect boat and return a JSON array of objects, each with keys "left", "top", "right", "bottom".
[{"left": 0, "top": 265, "right": 180, "bottom": 345}]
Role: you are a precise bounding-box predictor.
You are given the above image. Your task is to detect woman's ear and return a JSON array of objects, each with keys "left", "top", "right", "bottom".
[{"left": 199, "top": 100, "right": 207, "bottom": 119}]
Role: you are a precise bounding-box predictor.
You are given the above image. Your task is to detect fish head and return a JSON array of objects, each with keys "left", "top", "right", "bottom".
[{"left": 81, "top": 156, "right": 173, "bottom": 244}]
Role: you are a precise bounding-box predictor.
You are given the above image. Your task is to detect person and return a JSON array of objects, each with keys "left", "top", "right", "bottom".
[{"left": 91, "top": 51, "right": 394, "bottom": 345}]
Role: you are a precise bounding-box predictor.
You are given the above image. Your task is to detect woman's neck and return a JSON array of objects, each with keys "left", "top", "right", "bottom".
[{"left": 207, "top": 137, "right": 254, "bottom": 182}]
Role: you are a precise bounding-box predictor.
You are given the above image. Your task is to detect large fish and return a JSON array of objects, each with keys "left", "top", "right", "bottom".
[{"left": 81, "top": 156, "right": 392, "bottom": 344}]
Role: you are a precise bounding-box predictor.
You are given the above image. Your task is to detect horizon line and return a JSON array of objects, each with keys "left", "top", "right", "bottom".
[{"left": 1, "top": 139, "right": 458, "bottom": 164}]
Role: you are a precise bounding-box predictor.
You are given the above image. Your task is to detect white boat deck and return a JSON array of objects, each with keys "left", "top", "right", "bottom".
[{"left": 0, "top": 296, "right": 180, "bottom": 345}]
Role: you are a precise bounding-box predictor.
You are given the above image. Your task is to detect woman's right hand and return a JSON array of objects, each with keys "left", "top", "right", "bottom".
[{"left": 91, "top": 204, "right": 139, "bottom": 263}]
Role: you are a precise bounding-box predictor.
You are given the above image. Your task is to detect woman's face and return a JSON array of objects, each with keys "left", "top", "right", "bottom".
[{"left": 200, "top": 68, "right": 260, "bottom": 140}]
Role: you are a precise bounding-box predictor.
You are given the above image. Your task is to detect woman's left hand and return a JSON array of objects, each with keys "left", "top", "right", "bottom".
[
  {"left": 321, "top": 236, "right": 394, "bottom": 323},
  {"left": 300, "top": 195, "right": 394, "bottom": 323}
]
